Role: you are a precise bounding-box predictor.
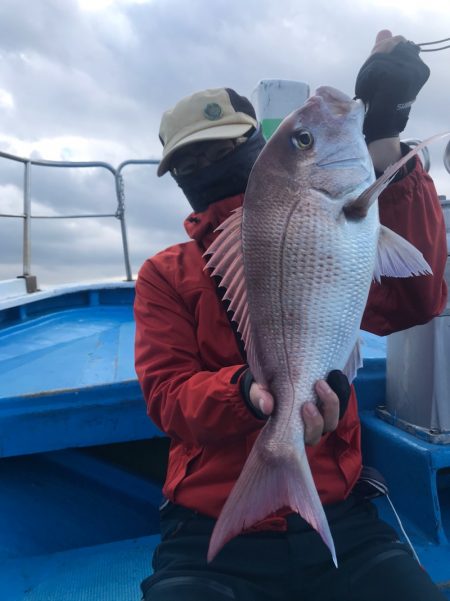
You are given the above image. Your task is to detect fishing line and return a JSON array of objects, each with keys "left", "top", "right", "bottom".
[{"left": 415, "top": 36, "right": 450, "bottom": 52}]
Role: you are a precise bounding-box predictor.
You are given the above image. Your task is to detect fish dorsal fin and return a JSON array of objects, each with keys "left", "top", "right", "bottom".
[
  {"left": 345, "top": 132, "right": 450, "bottom": 220},
  {"left": 374, "top": 225, "right": 432, "bottom": 283},
  {"left": 204, "top": 207, "right": 266, "bottom": 386}
]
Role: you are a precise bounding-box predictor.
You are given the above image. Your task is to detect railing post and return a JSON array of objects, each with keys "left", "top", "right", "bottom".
[
  {"left": 22, "top": 161, "right": 31, "bottom": 277},
  {"left": 20, "top": 160, "right": 38, "bottom": 292},
  {"left": 115, "top": 173, "right": 133, "bottom": 281}
]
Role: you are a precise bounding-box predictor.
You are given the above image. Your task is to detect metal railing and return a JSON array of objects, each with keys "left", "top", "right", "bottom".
[
  {"left": 0, "top": 150, "right": 159, "bottom": 289},
  {"left": 1, "top": 138, "right": 449, "bottom": 294},
  {"left": 403, "top": 138, "right": 450, "bottom": 176}
]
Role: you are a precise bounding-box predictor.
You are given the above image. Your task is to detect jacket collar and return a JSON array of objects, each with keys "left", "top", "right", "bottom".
[{"left": 183, "top": 194, "right": 244, "bottom": 250}]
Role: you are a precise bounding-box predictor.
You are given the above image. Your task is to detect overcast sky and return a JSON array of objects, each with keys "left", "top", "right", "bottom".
[{"left": 0, "top": 0, "right": 449, "bottom": 286}]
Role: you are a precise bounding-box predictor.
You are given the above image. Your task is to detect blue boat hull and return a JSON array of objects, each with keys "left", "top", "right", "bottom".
[{"left": 1, "top": 284, "right": 449, "bottom": 599}]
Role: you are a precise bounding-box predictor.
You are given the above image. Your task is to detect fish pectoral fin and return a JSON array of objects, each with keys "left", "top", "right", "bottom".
[
  {"left": 344, "top": 132, "right": 450, "bottom": 220},
  {"left": 342, "top": 338, "right": 363, "bottom": 383},
  {"left": 203, "top": 207, "right": 265, "bottom": 385},
  {"left": 207, "top": 434, "right": 337, "bottom": 567},
  {"left": 373, "top": 225, "right": 432, "bottom": 283},
  {"left": 344, "top": 172, "right": 394, "bottom": 220}
]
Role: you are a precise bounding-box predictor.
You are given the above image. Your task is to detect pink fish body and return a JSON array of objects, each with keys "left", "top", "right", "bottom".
[{"left": 205, "top": 86, "right": 442, "bottom": 565}]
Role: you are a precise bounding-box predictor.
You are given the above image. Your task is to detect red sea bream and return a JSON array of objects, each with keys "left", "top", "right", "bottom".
[{"left": 205, "top": 86, "right": 437, "bottom": 565}]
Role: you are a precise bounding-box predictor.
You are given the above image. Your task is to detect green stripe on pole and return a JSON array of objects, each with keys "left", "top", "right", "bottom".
[
  {"left": 252, "top": 80, "right": 310, "bottom": 141},
  {"left": 261, "top": 118, "right": 283, "bottom": 140}
]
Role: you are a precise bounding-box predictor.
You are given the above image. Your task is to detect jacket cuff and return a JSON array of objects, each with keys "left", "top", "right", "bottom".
[{"left": 239, "top": 368, "right": 268, "bottom": 421}]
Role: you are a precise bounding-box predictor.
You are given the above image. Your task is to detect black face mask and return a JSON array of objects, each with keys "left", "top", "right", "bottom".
[{"left": 171, "top": 128, "right": 266, "bottom": 213}]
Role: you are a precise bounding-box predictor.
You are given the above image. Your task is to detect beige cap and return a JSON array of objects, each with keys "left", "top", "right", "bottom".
[{"left": 157, "top": 88, "right": 258, "bottom": 176}]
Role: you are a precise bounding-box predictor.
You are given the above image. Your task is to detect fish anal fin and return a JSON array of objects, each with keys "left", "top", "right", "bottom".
[
  {"left": 342, "top": 338, "right": 363, "bottom": 384},
  {"left": 207, "top": 434, "right": 337, "bottom": 567},
  {"left": 374, "top": 225, "right": 432, "bottom": 283}
]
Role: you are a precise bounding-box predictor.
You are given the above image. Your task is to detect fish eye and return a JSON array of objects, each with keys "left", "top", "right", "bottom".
[{"left": 291, "top": 129, "right": 314, "bottom": 150}]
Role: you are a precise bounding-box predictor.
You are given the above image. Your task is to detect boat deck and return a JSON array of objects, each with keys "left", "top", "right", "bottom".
[
  {"left": 0, "top": 535, "right": 159, "bottom": 601},
  {"left": 0, "top": 444, "right": 162, "bottom": 601},
  {"left": 1, "top": 284, "right": 449, "bottom": 599},
  {"left": 0, "top": 283, "right": 160, "bottom": 457}
]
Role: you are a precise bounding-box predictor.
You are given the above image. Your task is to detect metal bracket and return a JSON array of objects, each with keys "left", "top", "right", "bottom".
[
  {"left": 17, "top": 275, "right": 38, "bottom": 294},
  {"left": 376, "top": 406, "right": 450, "bottom": 445}
]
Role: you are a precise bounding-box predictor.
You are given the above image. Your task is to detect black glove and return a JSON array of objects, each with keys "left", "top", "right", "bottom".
[
  {"left": 355, "top": 41, "right": 430, "bottom": 144},
  {"left": 326, "top": 370, "right": 351, "bottom": 419},
  {"left": 240, "top": 368, "right": 268, "bottom": 421}
]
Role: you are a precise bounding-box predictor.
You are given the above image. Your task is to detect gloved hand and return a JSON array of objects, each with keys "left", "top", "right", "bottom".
[
  {"left": 355, "top": 30, "right": 430, "bottom": 144},
  {"left": 243, "top": 368, "right": 351, "bottom": 442},
  {"left": 326, "top": 370, "right": 351, "bottom": 419}
]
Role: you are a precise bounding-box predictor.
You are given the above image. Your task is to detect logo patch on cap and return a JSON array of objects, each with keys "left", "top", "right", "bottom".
[{"left": 203, "top": 102, "right": 223, "bottom": 121}]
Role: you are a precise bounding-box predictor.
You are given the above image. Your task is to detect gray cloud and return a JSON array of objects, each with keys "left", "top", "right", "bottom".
[{"left": 1, "top": 0, "right": 449, "bottom": 286}]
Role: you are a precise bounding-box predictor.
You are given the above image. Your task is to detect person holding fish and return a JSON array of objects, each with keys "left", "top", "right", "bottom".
[{"left": 135, "top": 30, "right": 448, "bottom": 601}]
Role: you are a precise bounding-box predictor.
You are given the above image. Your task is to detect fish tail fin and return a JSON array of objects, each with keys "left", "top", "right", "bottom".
[{"left": 207, "top": 434, "right": 337, "bottom": 567}]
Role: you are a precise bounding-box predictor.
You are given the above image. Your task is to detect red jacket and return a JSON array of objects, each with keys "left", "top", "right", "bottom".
[{"left": 134, "top": 156, "right": 447, "bottom": 528}]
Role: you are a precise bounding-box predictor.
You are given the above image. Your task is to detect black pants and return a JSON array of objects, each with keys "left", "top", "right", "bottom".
[{"left": 141, "top": 497, "right": 446, "bottom": 601}]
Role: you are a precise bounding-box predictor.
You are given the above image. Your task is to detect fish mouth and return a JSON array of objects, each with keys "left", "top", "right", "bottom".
[{"left": 317, "top": 157, "right": 366, "bottom": 169}]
